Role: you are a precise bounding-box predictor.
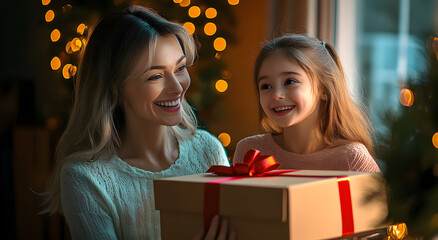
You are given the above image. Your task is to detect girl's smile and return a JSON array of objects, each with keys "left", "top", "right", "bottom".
[{"left": 272, "top": 105, "right": 296, "bottom": 116}]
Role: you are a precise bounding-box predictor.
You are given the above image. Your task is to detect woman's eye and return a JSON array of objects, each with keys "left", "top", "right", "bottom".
[
  {"left": 260, "top": 84, "right": 271, "bottom": 90},
  {"left": 285, "top": 79, "right": 297, "bottom": 85},
  {"left": 176, "top": 65, "right": 186, "bottom": 72},
  {"left": 147, "top": 74, "right": 162, "bottom": 81}
]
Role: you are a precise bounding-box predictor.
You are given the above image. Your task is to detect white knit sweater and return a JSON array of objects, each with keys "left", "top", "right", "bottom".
[{"left": 60, "top": 130, "right": 229, "bottom": 240}]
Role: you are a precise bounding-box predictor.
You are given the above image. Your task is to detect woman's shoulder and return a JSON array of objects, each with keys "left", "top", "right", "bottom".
[
  {"left": 334, "top": 142, "right": 380, "bottom": 172},
  {"left": 61, "top": 154, "right": 117, "bottom": 182}
]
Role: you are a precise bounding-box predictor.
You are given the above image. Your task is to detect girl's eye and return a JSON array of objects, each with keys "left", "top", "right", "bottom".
[
  {"left": 260, "top": 84, "right": 271, "bottom": 90},
  {"left": 147, "top": 74, "right": 162, "bottom": 81},
  {"left": 176, "top": 65, "right": 186, "bottom": 72},
  {"left": 285, "top": 79, "right": 297, "bottom": 85}
]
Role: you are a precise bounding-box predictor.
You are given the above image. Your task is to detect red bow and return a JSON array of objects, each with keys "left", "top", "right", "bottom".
[{"left": 207, "top": 149, "right": 280, "bottom": 176}]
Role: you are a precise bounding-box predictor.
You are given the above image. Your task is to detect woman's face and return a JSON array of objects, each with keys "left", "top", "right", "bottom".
[
  {"left": 257, "top": 51, "right": 322, "bottom": 130},
  {"left": 121, "top": 35, "right": 190, "bottom": 128}
]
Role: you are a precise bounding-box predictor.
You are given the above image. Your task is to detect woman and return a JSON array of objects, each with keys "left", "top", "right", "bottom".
[{"left": 42, "top": 5, "right": 230, "bottom": 239}]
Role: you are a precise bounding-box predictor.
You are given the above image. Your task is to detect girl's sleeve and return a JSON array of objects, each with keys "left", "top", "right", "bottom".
[
  {"left": 232, "top": 139, "right": 251, "bottom": 164},
  {"left": 60, "top": 164, "right": 118, "bottom": 240},
  {"left": 348, "top": 144, "right": 381, "bottom": 173}
]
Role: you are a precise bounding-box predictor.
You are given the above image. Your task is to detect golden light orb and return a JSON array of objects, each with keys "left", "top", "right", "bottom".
[
  {"left": 183, "top": 22, "right": 195, "bottom": 35},
  {"left": 188, "top": 6, "right": 201, "bottom": 18},
  {"left": 62, "top": 64, "right": 77, "bottom": 79},
  {"left": 50, "top": 29, "right": 61, "bottom": 42},
  {"left": 215, "top": 79, "right": 228, "bottom": 93},
  {"left": 433, "top": 132, "right": 438, "bottom": 149},
  {"left": 173, "top": 0, "right": 183, "bottom": 3},
  {"left": 77, "top": 23, "right": 87, "bottom": 35},
  {"left": 179, "top": 0, "right": 191, "bottom": 7},
  {"left": 228, "top": 0, "right": 239, "bottom": 5},
  {"left": 50, "top": 56, "right": 61, "bottom": 70},
  {"left": 399, "top": 88, "right": 414, "bottom": 107},
  {"left": 65, "top": 41, "right": 73, "bottom": 54},
  {"left": 205, "top": 8, "right": 217, "bottom": 19},
  {"left": 42, "top": 0, "right": 51, "bottom": 6},
  {"left": 70, "top": 37, "right": 82, "bottom": 52},
  {"left": 213, "top": 37, "right": 226, "bottom": 51},
  {"left": 204, "top": 22, "right": 217, "bottom": 36},
  {"left": 45, "top": 10, "right": 55, "bottom": 22},
  {"left": 218, "top": 133, "right": 231, "bottom": 147}
]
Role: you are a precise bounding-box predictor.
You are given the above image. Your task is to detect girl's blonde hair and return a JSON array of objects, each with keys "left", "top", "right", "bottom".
[
  {"left": 42, "top": 5, "right": 198, "bottom": 214},
  {"left": 254, "top": 34, "right": 374, "bottom": 156}
]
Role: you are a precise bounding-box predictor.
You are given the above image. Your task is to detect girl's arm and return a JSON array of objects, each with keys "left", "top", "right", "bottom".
[{"left": 60, "top": 163, "right": 118, "bottom": 240}]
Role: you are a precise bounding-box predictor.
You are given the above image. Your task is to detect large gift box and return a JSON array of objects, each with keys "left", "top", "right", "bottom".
[{"left": 154, "top": 150, "right": 388, "bottom": 239}]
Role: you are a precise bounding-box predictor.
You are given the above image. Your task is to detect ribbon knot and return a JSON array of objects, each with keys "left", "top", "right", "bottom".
[{"left": 207, "top": 149, "right": 280, "bottom": 176}]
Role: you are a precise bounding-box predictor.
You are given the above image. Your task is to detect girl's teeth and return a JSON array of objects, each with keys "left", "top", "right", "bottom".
[{"left": 274, "top": 106, "right": 294, "bottom": 112}]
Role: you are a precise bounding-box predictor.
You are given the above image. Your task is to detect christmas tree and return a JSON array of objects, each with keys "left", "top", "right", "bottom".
[{"left": 378, "top": 37, "right": 438, "bottom": 239}]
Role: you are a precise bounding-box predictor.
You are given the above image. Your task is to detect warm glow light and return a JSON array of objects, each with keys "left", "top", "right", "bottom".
[
  {"left": 433, "top": 132, "right": 438, "bottom": 149},
  {"left": 218, "top": 133, "right": 231, "bottom": 147},
  {"left": 213, "top": 37, "right": 226, "bottom": 51},
  {"left": 215, "top": 52, "right": 221, "bottom": 59},
  {"left": 205, "top": 8, "right": 217, "bottom": 19},
  {"left": 45, "top": 10, "right": 55, "bottom": 22},
  {"left": 77, "top": 23, "right": 87, "bottom": 35},
  {"left": 215, "top": 79, "right": 228, "bottom": 92},
  {"left": 71, "top": 37, "right": 82, "bottom": 52},
  {"left": 183, "top": 22, "right": 195, "bottom": 35},
  {"left": 113, "top": 0, "right": 123, "bottom": 6},
  {"left": 173, "top": 0, "right": 183, "bottom": 3},
  {"left": 399, "top": 88, "right": 414, "bottom": 107},
  {"left": 179, "top": 0, "right": 190, "bottom": 7},
  {"left": 188, "top": 6, "right": 201, "bottom": 18},
  {"left": 50, "top": 29, "right": 61, "bottom": 42},
  {"left": 228, "top": 0, "right": 239, "bottom": 5},
  {"left": 42, "top": 0, "right": 51, "bottom": 6},
  {"left": 63, "top": 64, "right": 77, "bottom": 79},
  {"left": 387, "top": 223, "right": 408, "bottom": 240},
  {"left": 65, "top": 41, "right": 73, "bottom": 54},
  {"left": 204, "top": 22, "right": 217, "bottom": 36},
  {"left": 50, "top": 56, "right": 61, "bottom": 70}
]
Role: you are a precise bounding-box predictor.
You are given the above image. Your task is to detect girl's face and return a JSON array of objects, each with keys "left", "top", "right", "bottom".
[
  {"left": 257, "top": 51, "right": 322, "bottom": 131},
  {"left": 121, "top": 35, "right": 190, "bottom": 127}
]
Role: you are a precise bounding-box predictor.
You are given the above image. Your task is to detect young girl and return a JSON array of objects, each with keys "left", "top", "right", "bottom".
[
  {"left": 233, "top": 34, "right": 380, "bottom": 172},
  {"left": 42, "top": 5, "right": 230, "bottom": 239}
]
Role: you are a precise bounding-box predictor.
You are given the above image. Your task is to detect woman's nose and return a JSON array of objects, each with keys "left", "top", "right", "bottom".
[{"left": 166, "top": 74, "right": 184, "bottom": 94}]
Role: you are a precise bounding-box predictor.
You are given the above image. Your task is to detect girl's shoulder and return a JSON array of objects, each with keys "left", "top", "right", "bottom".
[
  {"left": 334, "top": 142, "right": 380, "bottom": 172},
  {"left": 236, "top": 133, "right": 270, "bottom": 147}
]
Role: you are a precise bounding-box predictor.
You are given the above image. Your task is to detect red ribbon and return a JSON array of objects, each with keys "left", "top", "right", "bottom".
[
  {"left": 207, "top": 149, "right": 280, "bottom": 176},
  {"left": 203, "top": 149, "right": 355, "bottom": 236}
]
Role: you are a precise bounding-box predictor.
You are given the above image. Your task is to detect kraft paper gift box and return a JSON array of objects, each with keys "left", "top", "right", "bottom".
[{"left": 154, "top": 170, "right": 388, "bottom": 240}]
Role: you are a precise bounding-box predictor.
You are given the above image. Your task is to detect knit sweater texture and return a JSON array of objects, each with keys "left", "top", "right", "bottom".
[
  {"left": 233, "top": 133, "right": 380, "bottom": 172},
  {"left": 60, "top": 130, "right": 229, "bottom": 240}
]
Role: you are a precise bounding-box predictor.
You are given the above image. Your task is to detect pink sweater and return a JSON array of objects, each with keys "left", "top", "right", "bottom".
[{"left": 233, "top": 133, "right": 380, "bottom": 172}]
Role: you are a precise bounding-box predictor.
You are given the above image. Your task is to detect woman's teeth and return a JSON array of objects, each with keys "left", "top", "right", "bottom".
[
  {"left": 273, "top": 105, "right": 295, "bottom": 112},
  {"left": 156, "top": 99, "right": 180, "bottom": 107}
]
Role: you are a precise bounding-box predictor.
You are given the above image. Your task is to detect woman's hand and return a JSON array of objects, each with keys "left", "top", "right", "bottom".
[{"left": 193, "top": 215, "right": 236, "bottom": 240}]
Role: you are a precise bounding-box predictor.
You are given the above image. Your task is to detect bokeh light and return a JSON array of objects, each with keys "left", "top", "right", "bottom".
[
  {"left": 42, "top": 0, "right": 51, "bottom": 6},
  {"left": 45, "top": 10, "right": 55, "bottom": 22},
  {"left": 399, "top": 88, "right": 414, "bottom": 107},
  {"left": 215, "top": 79, "right": 228, "bottom": 92},
  {"left": 50, "top": 29, "right": 61, "bottom": 42},
  {"left": 387, "top": 223, "right": 408, "bottom": 240},
  {"left": 213, "top": 37, "right": 226, "bottom": 51},
  {"left": 432, "top": 132, "right": 438, "bottom": 149},
  {"left": 218, "top": 133, "right": 231, "bottom": 147},
  {"left": 188, "top": 6, "right": 200, "bottom": 18},
  {"left": 77, "top": 23, "right": 87, "bottom": 35},
  {"left": 65, "top": 41, "right": 73, "bottom": 54},
  {"left": 183, "top": 22, "right": 195, "bottom": 35},
  {"left": 173, "top": 0, "right": 183, "bottom": 3},
  {"left": 179, "top": 0, "right": 190, "bottom": 7},
  {"left": 204, "top": 22, "right": 217, "bottom": 36},
  {"left": 50, "top": 56, "right": 61, "bottom": 70},
  {"left": 71, "top": 37, "right": 82, "bottom": 52},
  {"left": 63, "top": 64, "right": 77, "bottom": 79},
  {"left": 228, "top": 0, "right": 239, "bottom": 5},
  {"left": 205, "top": 8, "right": 217, "bottom": 19}
]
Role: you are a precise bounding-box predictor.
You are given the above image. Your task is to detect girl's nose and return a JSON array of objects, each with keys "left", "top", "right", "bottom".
[{"left": 272, "top": 88, "right": 285, "bottom": 100}]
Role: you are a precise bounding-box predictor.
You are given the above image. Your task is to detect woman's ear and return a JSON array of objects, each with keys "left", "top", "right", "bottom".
[{"left": 321, "top": 93, "right": 328, "bottom": 101}]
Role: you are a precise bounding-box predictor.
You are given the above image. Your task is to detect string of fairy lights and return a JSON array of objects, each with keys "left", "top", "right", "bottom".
[{"left": 42, "top": 0, "right": 237, "bottom": 148}]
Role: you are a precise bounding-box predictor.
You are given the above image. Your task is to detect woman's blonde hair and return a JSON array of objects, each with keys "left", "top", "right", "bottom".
[
  {"left": 254, "top": 34, "right": 374, "bottom": 156},
  {"left": 42, "top": 5, "right": 198, "bottom": 214}
]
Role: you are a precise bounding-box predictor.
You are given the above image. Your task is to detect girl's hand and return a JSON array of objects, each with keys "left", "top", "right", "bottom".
[{"left": 193, "top": 215, "right": 236, "bottom": 240}]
